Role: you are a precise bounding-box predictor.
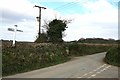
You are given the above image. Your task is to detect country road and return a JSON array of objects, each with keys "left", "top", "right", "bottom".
[{"left": 5, "top": 52, "right": 118, "bottom": 78}]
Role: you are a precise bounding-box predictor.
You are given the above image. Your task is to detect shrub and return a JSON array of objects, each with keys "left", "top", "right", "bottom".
[
  {"left": 2, "top": 43, "right": 70, "bottom": 76},
  {"left": 105, "top": 46, "right": 120, "bottom": 67},
  {"left": 66, "top": 43, "right": 110, "bottom": 56}
]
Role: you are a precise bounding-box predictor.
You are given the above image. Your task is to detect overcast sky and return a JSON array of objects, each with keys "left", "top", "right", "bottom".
[{"left": 0, "top": 0, "right": 119, "bottom": 42}]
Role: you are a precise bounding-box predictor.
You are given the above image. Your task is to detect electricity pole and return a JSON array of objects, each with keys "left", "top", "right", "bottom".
[{"left": 34, "top": 5, "right": 46, "bottom": 36}]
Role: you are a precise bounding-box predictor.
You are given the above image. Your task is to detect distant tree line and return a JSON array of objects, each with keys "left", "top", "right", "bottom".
[{"left": 78, "top": 38, "right": 118, "bottom": 44}]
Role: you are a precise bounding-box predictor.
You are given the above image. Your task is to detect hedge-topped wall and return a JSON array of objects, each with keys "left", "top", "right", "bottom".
[
  {"left": 105, "top": 46, "right": 120, "bottom": 67},
  {"left": 2, "top": 42, "right": 112, "bottom": 76},
  {"left": 2, "top": 43, "right": 70, "bottom": 76}
]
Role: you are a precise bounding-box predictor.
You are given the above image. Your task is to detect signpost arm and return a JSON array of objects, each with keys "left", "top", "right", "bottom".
[{"left": 8, "top": 25, "right": 23, "bottom": 47}]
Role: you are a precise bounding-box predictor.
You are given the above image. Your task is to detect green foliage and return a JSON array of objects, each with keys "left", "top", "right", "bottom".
[
  {"left": 105, "top": 46, "right": 120, "bottom": 67},
  {"left": 78, "top": 38, "right": 117, "bottom": 44},
  {"left": 47, "top": 19, "right": 68, "bottom": 43},
  {"left": 2, "top": 42, "right": 111, "bottom": 76},
  {"left": 66, "top": 43, "right": 111, "bottom": 56},
  {"left": 2, "top": 43, "right": 69, "bottom": 76},
  {"left": 35, "top": 33, "right": 48, "bottom": 43}
]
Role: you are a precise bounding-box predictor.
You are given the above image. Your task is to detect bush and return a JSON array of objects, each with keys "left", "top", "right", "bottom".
[
  {"left": 35, "top": 34, "right": 48, "bottom": 43},
  {"left": 2, "top": 43, "right": 70, "bottom": 76},
  {"left": 105, "top": 46, "right": 120, "bottom": 67},
  {"left": 66, "top": 43, "right": 110, "bottom": 56}
]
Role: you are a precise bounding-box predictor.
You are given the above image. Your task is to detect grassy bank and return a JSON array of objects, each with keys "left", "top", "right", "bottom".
[
  {"left": 105, "top": 46, "right": 120, "bottom": 67},
  {"left": 66, "top": 43, "right": 111, "bottom": 56},
  {"left": 2, "top": 43, "right": 69, "bottom": 76},
  {"left": 2, "top": 42, "right": 112, "bottom": 76}
]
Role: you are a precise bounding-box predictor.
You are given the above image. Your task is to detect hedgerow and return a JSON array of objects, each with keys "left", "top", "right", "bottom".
[
  {"left": 105, "top": 46, "right": 120, "bottom": 67},
  {"left": 2, "top": 43, "right": 111, "bottom": 76}
]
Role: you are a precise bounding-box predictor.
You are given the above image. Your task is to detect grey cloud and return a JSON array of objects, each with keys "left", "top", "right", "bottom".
[{"left": 1, "top": 9, "right": 35, "bottom": 24}]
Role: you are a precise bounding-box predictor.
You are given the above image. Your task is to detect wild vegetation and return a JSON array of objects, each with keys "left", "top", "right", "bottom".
[
  {"left": 35, "top": 19, "right": 71, "bottom": 43},
  {"left": 2, "top": 43, "right": 70, "bottom": 76},
  {"left": 78, "top": 38, "right": 117, "bottom": 44},
  {"left": 105, "top": 46, "right": 120, "bottom": 67},
  {"left": 66, "top": 43, "right": 111, "bottom": 56},
  {"left": 2, "top": 42, "right": 112, "bottom": 76}
]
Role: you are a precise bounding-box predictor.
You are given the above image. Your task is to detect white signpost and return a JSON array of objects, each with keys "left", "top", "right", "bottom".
[{"left": 8, "top": 25, "right": 23, "bottom": 47}]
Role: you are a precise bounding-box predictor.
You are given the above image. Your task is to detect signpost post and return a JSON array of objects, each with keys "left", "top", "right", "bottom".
[{"left": 8, "top": 25, "right": 23, "bottom": 47}]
